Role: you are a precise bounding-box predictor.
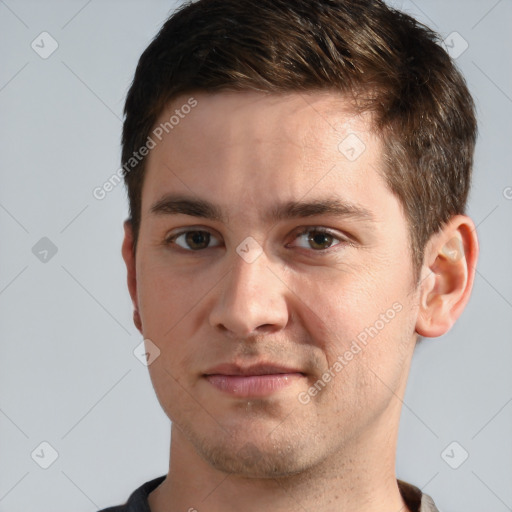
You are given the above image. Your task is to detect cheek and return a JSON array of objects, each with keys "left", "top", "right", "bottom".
[
  {"left": 312, "top": 305, "right": 413, "bottom": 428},
  {"left": 137, "top": 260, "right": 204, "bottom": 330},
  {"left": 146, "top": 360, "right": 206, "bottom": 429},
  {"left": 291, "top": 263, "right": 400, "bottom": 346},
  {"left": 137, "top": 261, "right": 214, "bottom": 378},
  {"left": 291, "top": 265, "right": 414, "bottom": 388}
]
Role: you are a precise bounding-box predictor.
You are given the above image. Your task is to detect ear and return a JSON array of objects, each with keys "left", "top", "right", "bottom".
[
  {"left": 415, "top": 214, "right": 479, "bottom": 338},
  {"left": 121, "top": 219, "right": 142, "bottom": 334}
]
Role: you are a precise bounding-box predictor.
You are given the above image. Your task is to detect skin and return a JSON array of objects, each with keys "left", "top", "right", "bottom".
[{"left": 121, "top": 90, "right": 478, "bottom": 512}]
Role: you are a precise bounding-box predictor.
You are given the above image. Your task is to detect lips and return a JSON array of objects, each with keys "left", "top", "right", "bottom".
[
  {"left": 203, "top": 362, "right": 306, "bottom": 397},
  {"left": 204, "top": 362, "right": 305, "bottom": 377}
]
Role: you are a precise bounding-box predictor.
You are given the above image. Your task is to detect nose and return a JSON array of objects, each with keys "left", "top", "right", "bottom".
[{"left": 209, "top": 247, "right": 290, "bottom": 339}]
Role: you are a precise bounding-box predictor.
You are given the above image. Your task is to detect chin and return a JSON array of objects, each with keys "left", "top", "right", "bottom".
[
  {"left": 188, "top": 427, "right": 314, "bottom": 478},
  {"left": 204, "top": 444, "right": 308, "bottom": 478}
]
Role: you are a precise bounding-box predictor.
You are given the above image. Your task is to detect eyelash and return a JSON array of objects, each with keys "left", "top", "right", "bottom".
[{"left": 164, "top": 226, "right": 350, "bottom": 255}]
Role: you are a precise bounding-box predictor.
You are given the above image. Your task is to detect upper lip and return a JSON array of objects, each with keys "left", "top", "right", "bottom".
[{"left": 204, "top": 363, "right": 305, "bottom": 376}]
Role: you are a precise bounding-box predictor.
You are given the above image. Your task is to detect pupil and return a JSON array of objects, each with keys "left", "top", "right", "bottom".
[
  {"left": 309, "top": 232, "right": 331, "bottom": 249},
  {"left": 187, "top": 231, "right": 209, "bottom": 250}
]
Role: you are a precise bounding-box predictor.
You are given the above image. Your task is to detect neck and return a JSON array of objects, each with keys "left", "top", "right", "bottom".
[{"left": 148, "top": 402, "right": 410, "bottom": 512}]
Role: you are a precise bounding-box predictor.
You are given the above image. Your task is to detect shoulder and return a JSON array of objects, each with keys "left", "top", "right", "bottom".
[
  {"left": 397, "top": 479, "right": 440, "bottom": 512},
  {"left": 96, "top": 475, "right": 166, "bottom": 512}
]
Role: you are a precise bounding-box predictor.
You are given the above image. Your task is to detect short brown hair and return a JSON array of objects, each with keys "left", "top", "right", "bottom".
[{"left": 122, "top": 0, "right": 477, "bottom": 280}]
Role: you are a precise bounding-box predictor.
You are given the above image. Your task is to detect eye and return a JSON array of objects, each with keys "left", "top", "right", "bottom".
[
  {"left": 288, "top": 227, "right": 348, "bottom": 252},
  {"left": 165, "top": 229, "right": 222, "bottom": 251}
]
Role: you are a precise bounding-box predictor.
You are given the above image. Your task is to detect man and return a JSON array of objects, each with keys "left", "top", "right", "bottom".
[{"left": 101, "top": 0, "right": 479, "bottom": 510}]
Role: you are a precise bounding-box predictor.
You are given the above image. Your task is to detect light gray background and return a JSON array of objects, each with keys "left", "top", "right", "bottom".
[{"left": 0, "top": 1, "right": 511, "bottom": 510}]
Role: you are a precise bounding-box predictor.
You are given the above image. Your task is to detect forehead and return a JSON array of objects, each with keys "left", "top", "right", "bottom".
[
  {"left": 154, "top": 90, "right": 372, "bottom": 151},
  {"left": 141, "top": 90, "right": 389, "bottom": 225}
]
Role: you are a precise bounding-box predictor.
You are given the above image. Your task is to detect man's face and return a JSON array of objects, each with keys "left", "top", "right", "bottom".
[{"left": 129, "top": 91, "right": 422, "bottom": 477}]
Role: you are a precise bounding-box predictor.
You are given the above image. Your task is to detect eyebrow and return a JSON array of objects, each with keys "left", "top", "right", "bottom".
[{"left": 149, "top": 193, "right": 375, "bottom": 224}]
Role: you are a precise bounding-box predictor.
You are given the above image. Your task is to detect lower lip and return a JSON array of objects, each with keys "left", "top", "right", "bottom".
[{"left": 205, "top": 373, "right": 303, "bottom": 397}]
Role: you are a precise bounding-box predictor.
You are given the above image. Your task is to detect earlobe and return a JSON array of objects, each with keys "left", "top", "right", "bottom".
[
  {"left": 133, "top": 309, "right": 142, "bottom": 333},
  {"left": 121, "top": 220, "right": 143, "bottom": 334},
  {"left": 415, "top": 216, "right": 478, "bottom": 338}
]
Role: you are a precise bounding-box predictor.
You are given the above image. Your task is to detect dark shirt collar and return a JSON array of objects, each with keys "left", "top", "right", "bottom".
[{"left": 100, "top": 475, "right": 439, "bottom": 512}]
